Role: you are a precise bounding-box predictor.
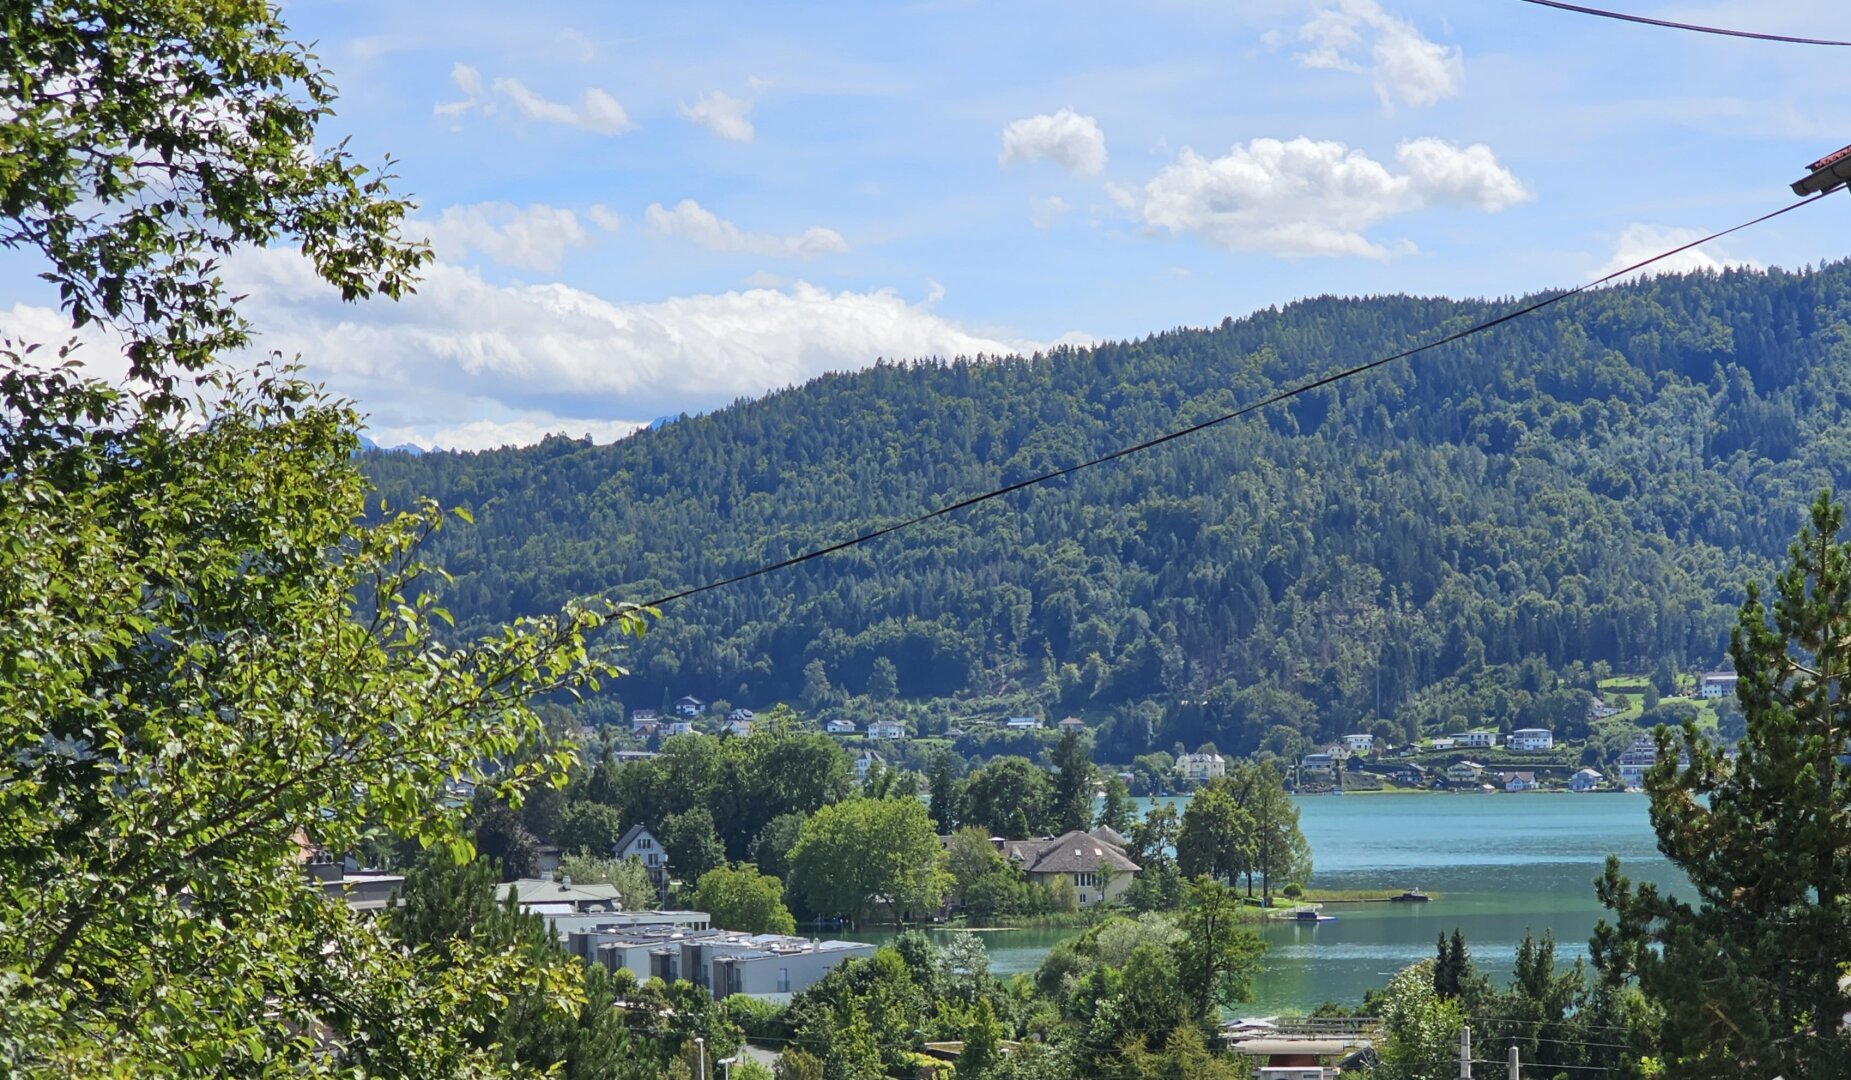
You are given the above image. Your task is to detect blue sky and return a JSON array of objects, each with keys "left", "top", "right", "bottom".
[{"left": 7, "top": 0, "right": 1851, "bottom": 448}]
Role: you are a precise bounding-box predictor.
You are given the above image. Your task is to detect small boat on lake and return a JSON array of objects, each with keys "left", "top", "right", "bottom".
[
  {"left": 1390, "top": 888, "right": 1431, "bottom": 903},
  {"left": 1286, "top": 905, "right": 1337, "bottom": 923}
]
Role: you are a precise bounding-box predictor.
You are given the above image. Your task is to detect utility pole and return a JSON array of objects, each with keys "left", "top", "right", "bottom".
[
  {"left": 695, "top": 1036, "right": 706, "bottom": 1079},
  {"left": 1508, "top": 1044, "right": 1520, "bottom": 1080},
  {"left": 1459, "top": 1024, "right": 1473, "bottom": 1080}
]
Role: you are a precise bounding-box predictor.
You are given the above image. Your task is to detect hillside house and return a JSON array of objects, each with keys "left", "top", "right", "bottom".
[
  {"left": 1699, "top": 672, "right": 1739, "bottom": 699},
  {"left": 674, "top": 695, "right": 705, "bottom": 717},
  {"left": 665, "top": 719, "right": 694, "bottom": 737},
  {"left": 1176, "top": 752, "right": 1228, "bottom": 782},
  {"left": 726, "top": 707, "right": 755, "bottom": 723},
  {"left": 1058, "top": 717, "right": 1087, "bottom": 735},
  {"left": 1588, "top": 697, "right": 1621, "bottom": 720},
  {"left": 1005, "top": 716, "right": 1042, "bottom": 730},
  {"left": 1341, "top": 733, "right": 1375, "bottom": 755},
  {"left": 854, "top": 749, "right": 885, "bottom": 782},
  {"left": 616, "top": 824, "right": 670, "bottom": 899},
  {"left": 1571, "top": 768, "right": 1604, "bottom": 792},
  {"left": 1389, "top": 763, "right": 1428, "bottom": 786},
  {"left": 998, "top": 829, "right": 1141, "bottom": 906},
  {"left": 1300, "top": 752, "right": 1336, "bottom": 775},
  {"left": 1508, "top": 728, "right": 1555, "bottom": 752},
  {"left": 1428, "top": 737, "right": 1457, "bottom": 750},
  {"left": 1457, "top": 730, "right": 1498, "bottom": 749},
  {"left": 1445, "top": 761, "right": 1485, "bottom": 784},
  {"left": 1616, "top": 736, "right": 1691, "bottom": 788},
  {"left": 824, "top": 718, "right": 856, "bottom": 735},
  {"left": 1503, "top": 771, "right": 1538, "bottom": 792},
  {"left": 867, "top": 720, "right": 906, "bottom": 740}
]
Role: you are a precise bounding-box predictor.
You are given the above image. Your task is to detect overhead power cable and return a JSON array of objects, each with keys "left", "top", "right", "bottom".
[
  {"left": 1515, "top": 0, "right": 1851, "bottom": 47},
  {"left": 640, "top": 194, "right": 1824, "bottom": 610}
]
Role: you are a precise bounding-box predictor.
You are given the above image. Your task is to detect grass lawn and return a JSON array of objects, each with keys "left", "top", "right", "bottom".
[{"left": 1598, "top": 676, "right": 1719, "bottom": 731}]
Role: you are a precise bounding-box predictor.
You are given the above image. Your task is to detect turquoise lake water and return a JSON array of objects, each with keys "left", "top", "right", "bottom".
[{"left": 847, "top": 791, "right": 1679, "bottom": 1014}]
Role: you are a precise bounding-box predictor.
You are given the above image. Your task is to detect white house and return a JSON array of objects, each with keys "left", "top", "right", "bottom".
[
  {"left": 1457, "top": 730, "right": 1498, "bottom": 749},
  {"left": 722, "top": 718, "right": 753, "bottom": 737},
  {"left": 1175, "top": 752, "right": 1227, "bottom": 782},
  {"left": 866, "top": 720, "right": 905, "bottom": 740},
  {"left": 854, "top": 749, "right": 884, "bottom": 782},
  {"left": 615, "top": 824, "right": 670, "bottom": 899},
  {"left": 1699, "top": 672, "right": 1739, "bottom": 700},
  {"left": 664, "top": 719, "right": 695, "bottom": 737},
  {"left": 1446, "top": 761, "right": 1485, "bottom": 783},
  {"left": 1508, "top": 728, "right": 1555, "bottom": 752},
  {"left": 1503, "top": 771, "right": 1538, "bottom": 792},
  {"left": 1300, "top": 752, "right": 1336, "bottom": 774},
  {"left": 1428, "top": 736, "right": 1457, "bottom": 751},
  {"left": 674, "top": 695, "right": 705, "bottom": 717},
  {"left": 824, "top": 719, "right": 856, "bottom": 735},
  {"left": 1005, "top": 716, "right": 1042, "bottom": 730},
  {"left": 1616, "top": 737, "right": 1658, "bottom": 788},
  {"left": 1571, "top": 768, "right": 1604, "bottom": 792},
  {"left": 1057, "top": 717, "right": 1087, "bottom": 735},
  {"left": 1587, "top": 697, "right": 1621, "bottom": 720},
  {"left": 1341, "top": 733, "right": 1375, "bottom": 755}
]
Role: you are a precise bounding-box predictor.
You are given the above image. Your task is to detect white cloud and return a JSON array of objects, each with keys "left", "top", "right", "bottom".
[
  {"left": 1030, "top": 195, "right": 1071, "bottom": 230},
  {"left": 434, "top": 64, "right": 633, "bottom": 135},
  {"left": 679, "top": 91, "right": 755, "bottom": 142},
  {"left": 421, "top": 203, "right": 594, "bottom": 272},
  {"left": 1295, "top": 0, "right": 1463, "bottom": 109},
  {"left": 218, "top": 249, "right": 1038, "bottom": 443},
  {"left": 370, "top": 412, "right": 647, "bottom": 453},
  {"left": 645, "top": 199, "right": 847, "bottom": 257},
  {"left": 434, "top": 63, "right": 491, "bottom": 119},
  {"left": 587, "top": 205, "right": 623, "bottom": 233},
  {"left": 1594, "top": 224, "right": 1759, "bottom": 282},
  {"left": 1395, "top": 138, "right": 1531, "bottom": 211},
  {"left": 1140, "top": 136, "right": 1529, "bottom": 258},
  {"left": 999, "top": 109, "right": 1109, "bottom": 176}
]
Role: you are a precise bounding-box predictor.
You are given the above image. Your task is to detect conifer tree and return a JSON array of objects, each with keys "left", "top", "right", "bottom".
[{"left": 1596, "top": 493, "right": 1851, "bottom": 1077}]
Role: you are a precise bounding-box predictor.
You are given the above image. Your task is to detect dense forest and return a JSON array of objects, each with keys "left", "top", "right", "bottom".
[{"left": 365, "top": 263, "right": 1851, "bottom": 758}]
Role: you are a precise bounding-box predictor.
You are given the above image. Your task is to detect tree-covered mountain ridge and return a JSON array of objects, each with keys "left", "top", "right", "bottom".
[{"left": 364, "top": 261, "right": 1851, "bottom": 756}]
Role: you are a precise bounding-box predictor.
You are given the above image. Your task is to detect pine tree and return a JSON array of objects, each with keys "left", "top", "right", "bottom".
[
  {"left": 1596, "top": 493, "right": 1851, "bottom": 1077},
  {"left": 927, "top": 752, "right": 958, "bottom": 831},
  {"left": 1050, "top": 729, "right": 1096, "bottom": 835}
]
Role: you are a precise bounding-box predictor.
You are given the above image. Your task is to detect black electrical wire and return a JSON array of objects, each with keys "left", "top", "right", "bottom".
[
  {"left": 640, "top": 194, "right": 1825, "bottom": 610},
  {"left": 1515, "top": 0, "right": 1851, "bottom": 47}
]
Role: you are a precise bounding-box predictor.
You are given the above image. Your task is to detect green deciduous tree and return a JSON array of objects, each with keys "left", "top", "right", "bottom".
[
  {"left": 1175, "top": 783, "right": 1255, "bottom": 885},
  {"left": 689, "top": 864, "right": 797, "bottom": 934},
  {"left": 960, "top": 756, "right": 1053, "bottom": 838},
  {"left": 1597, "top": 493, "right": 1851, "bottom": 1076},
  {"left": 1374, "top": 961, "right": 1466, "bottom": 1080},
  {"left": 788, "top": 798, "right": 949, "bottom": 926},
  {"left": 1172, "top": 877, "right": 1266, "bottom": 1023},
  {"left": 663, "top": 807, "right": 727, "bottom": 886},
  {"left": 1097, "top": 775, "right": 1135, "bottom": 833}
]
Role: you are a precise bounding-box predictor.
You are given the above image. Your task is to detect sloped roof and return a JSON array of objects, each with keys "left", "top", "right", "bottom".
[
  {"left": 1020, "top": 830, "right": 1140, "bottom": 875},
  {"left": 1090, "top": 824, "right": 1128, "bottom": 848}
]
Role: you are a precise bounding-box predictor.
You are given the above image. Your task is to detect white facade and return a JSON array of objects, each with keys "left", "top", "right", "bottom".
[
  {"left": 1508, "top": 728, "right": 1555, "bottom": 751},
  {"left": 1700, "top": 673, "right": 1739, "bottom": 699},
  {"left": 1341, "top": 733, "right": 1374, "bottom": 754},
  {"left": 1446, "top": 761, "right": 1484, "bottom": 783},
  {"left": 1616, "top": 737, "right": 1657, "bottom": 788},
  {"left": 1175, "top": 752, "right": 1227, "bottom": 782},
  {"left": 1571, "top": 768, "right": 1603, "bottom": 792},
  {"left": 866, "top": 720, "right": 905, "bottom": 740},
  {"left": 824, "top": 719, "right": 856, "bottom": 735},
  {"left": 1457, "top": 730, "right": 1498, "bottom": 749},
  {"left": 1005, "top": 716, "right": 1041, "bottom": 730}
]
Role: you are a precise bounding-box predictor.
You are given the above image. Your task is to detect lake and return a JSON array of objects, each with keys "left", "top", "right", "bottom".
[{"left": 845, "top": 791, "right": 1679, "bottom": 1014}]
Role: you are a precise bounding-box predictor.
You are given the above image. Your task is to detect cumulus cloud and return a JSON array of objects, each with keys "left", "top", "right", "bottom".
[
  {"left": 1295, "top": 0, "right": 1463, "bottom": 109},
  {"left": 679, "top": 91, "right": 755, "bottom": 142},
  {"left": 1140, "top": 136, "right": 1529, "bottom": 258},
  {"left": 1030, "top": 195, "right": 1070, "bottom": 230},
  {"left": 434, "top": 63, "right": 633, "bottom": 135},
  {"left": 1594, "top": 224, "right": 1759, "bottom": 282},
  {"left": 999, "top": 109, "right": 1109, "bottom": 176},
  {"left": 421, "top": 203, "right": 597, "bottom": 272},
  {"left": 155, "top": 249, "right": 1041, "bottom": 447},
  {"left": 587, "top": 205, "right": 623, "bottom": 233},
  {"left": 646, "top": 200, "right": 847, "bottom": 257}
]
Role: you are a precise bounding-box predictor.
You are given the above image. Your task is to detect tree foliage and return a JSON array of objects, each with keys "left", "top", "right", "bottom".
[
  {"left": 787, "top": 797, "right": 949, "bottom": 926},
  {"left": 689, "top": 864, "right": 797, "bottom": 934},
  {"left": 1597, "top": 493, "right": 1851, "bottom": 1076}
]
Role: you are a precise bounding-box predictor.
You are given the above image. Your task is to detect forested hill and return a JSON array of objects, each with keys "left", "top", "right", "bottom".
[{"left": 364, "top": 262, "right": 1851, "bottom": 757}]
